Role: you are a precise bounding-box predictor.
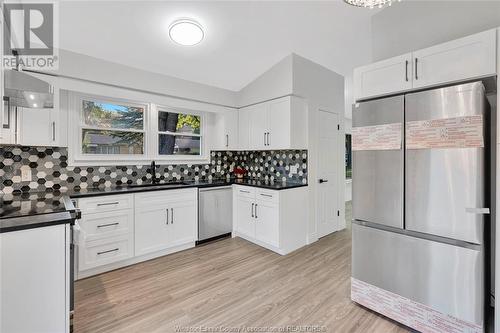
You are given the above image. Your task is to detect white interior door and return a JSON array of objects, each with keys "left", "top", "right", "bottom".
[{"left": 317, "top": 110, "right": 339, "bottom": 238}]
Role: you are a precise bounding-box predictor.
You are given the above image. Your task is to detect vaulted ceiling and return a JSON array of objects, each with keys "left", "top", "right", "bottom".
[{"left": 59, "top": 1, "right": 377, "bottom": 91}]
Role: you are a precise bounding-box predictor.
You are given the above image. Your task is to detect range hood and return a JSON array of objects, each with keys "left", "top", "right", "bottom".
[{"left": 4, "top": 69, "right": 54, "bottom": 108}]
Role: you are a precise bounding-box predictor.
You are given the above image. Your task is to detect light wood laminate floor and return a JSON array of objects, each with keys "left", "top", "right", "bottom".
[{"left": 75, "top": 202, "right": 410, "bottom": 333}]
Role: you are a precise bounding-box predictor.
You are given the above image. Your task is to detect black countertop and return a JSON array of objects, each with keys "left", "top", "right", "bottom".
[
  {"left": 0, "top": 192, "right": 77, "bottom": 233},
  {"left": 0, "top": 178, "right": 307, "bottom": 233},
  {"left": 69, "top": 178, "right": 307, "bottom": 198}
]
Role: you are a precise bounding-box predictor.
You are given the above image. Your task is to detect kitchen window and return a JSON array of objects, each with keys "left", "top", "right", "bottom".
[
  {"left": 157, "top": 109, "right": 202, "bottom": 157},
  {"left": 81, "top": 99, "right": 146, "bottom": 155},
  {"left": 69, "top": 92, "right": 208, "bottom": 166}
]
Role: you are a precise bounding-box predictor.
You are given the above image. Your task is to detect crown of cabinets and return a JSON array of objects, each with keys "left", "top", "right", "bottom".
[
  {"left": 233, "top": 185, "right": 308, "bottom": 255},
  {"left": 237, "top": 95, "right": 307, "bottom": 151},
  {"left": 354, "top": 29, "right": 497, "bottom": 101}
]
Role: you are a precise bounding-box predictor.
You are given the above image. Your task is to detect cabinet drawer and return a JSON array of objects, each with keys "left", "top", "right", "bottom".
[
  {"left": 256, "top": 189, "right": 279, "bottom": 204},
  {"left": 135, "top": 188, "right": 197, "bottom": 208},
  {"left": 80, "top": 210, "right": 133, "bottom": 241},
  {"left": 79, "top": 235, "right": 133, "bottom": 271},
  {"left": 77, "top": 194, "right": 133, "bottom": 214},
  {"left": 235, "top": 186, "right": 255, "bottom": 199}
]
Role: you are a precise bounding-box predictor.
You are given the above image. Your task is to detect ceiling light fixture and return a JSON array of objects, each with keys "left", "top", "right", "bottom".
[
  {"left": 344, "top": 0, "right": 401, "bottom": 9},
  {"left": 168, "top": 19, "right": 204, "bottom": 46}
]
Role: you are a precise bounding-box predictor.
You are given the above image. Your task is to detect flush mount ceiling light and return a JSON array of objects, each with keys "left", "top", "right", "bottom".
[
  {"left": 168, "top": 19, "right": 204, "bottom": 46},
  {"left": 344, "top": 0, "right": 401, "bottom": 9}
]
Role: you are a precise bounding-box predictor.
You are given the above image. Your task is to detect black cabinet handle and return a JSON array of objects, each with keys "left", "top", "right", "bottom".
[
  {"left": 226, "top": 134, "right": 229, "bottom": 147},
  {"left": 97, "top": 248, "right": 119, "bottom": 255},
  {"left": 97, "top": 202, "right": 119, "bottom": 206},
  {"left": 166, "top": 208, "right": 169, "bottom": 225},
  {"left": 415, "top": 58, "right": 418, "bottom": 80},
  {"left": 405, "top": 60, "right": 409, "bottom": 82},
  {"left": 97, "top": 222, "right": 119, "bottom": 228},
  {"left": 171, "top": 208, "right": 174, "bottom": 224},
  {"left": 255, "top": 204, "right": 258, "bottom": 219},
  {"left": 319, "top": 179, "right": 328, "bottom": 183},
  {"left": 251, "top": 203, "right": 254, "bottom": 217}
]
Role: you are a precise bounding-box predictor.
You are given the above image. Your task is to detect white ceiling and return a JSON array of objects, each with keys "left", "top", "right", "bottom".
[{"left": 60, "top": 1, "right": 376, "bottom": 91}]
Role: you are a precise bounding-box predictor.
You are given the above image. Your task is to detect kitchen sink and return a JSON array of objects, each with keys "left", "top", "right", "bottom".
[{"left": 127, "top": 181, "right": 190, "bottom": 188}]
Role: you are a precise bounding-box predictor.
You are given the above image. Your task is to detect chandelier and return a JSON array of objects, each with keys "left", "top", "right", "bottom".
[{"left": 344, "top": 0, "right": 401, "bottom": 9}]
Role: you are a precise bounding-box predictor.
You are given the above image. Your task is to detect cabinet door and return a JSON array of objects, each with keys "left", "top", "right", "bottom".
[
  {"left": 354, "top": 53, "right": 412, "bottom": 101},
  {"left": 248, "top": 104, "right": 268, "bottom": 150},
  {"left": 412, "top": 29, "right": 496, "bottom": 89},
  {"left": 135, "top": 206, "right": 171, "bottom": 256},
  {"left": 1, "top": 225, "right": 68, "bottom": 333},
  {"left": 225, "top": 110, "right": 239, "bottom": 150},
  {"left": 18, "top": 107, "right": 57, "bottom": 146},
  {"left": 268, "top": 97, "right": 290, "bottom": 149},
  {"left": 238, "top": 108, "right": 250, "bottom": 150},
  {"left": 170, "top": 201, "right": 197, "bottom": 246},
  {"left": 255, "top": 201, "right": 279, "bottom": 248},
  {"left": 235, "top": 196, "right": 255, "bottom": 238}
]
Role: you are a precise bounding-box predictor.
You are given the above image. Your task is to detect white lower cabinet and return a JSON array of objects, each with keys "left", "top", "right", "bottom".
[
  {"left": 254, "top": 200, "right": 280, "bottom": 248},
  {"left": 235, "top": 195, "right": 255, "bottom": 238},
  {"left": 76, "top": 188, "right": 198, "bottom": 278},
  {"left": 1, "top": 225, "right": 69, "bottom": 333},
  {"left": 233, "top": 185, "right": 308, "bottom": 255}
]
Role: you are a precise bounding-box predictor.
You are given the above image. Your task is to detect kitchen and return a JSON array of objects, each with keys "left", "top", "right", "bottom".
[{"left": 1, "top": 1, "right": 500, "bottom": 333}]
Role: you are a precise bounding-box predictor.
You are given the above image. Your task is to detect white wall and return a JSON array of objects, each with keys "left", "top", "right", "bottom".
[
  {"left": 49, "top": 50, "right": 238, "bottom": 108},
  {"left": 371, "top": 0, "right": 500, "bottom": 61},
  {"left": 292, "top": 54, "right": 345, "bottom": 241},
  {"left": 238, "top": 55, "right": 294, "bottom": 107}
]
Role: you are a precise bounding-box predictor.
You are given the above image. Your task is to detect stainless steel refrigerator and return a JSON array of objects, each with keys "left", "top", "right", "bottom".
[{"left": 351, "top": 82, "right": 490, "bottom": 332}]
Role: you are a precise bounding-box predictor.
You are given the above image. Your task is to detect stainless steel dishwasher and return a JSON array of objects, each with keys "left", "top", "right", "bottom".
[{"left": 197, "top": 186, "right": 233, "bottom": 244}]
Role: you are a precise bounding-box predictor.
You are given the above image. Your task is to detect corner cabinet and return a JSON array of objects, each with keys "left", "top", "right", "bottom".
[
  {"left": 233, "top": 185, "right": 308, "bottom": 255},
  {"left": 354, "top": 29, "right": 497, "bottom": 101},
  {"left": 238, "top": 95, "right": 307, "bottom": 150}
]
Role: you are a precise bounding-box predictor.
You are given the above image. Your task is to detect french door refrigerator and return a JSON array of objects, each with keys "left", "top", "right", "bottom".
[{"left": 351, "top": 81, "right": 489, "bottom": 333}]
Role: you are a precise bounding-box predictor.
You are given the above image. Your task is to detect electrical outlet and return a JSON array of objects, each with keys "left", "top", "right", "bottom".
[
  {"left": 290, "top": 165, "right": 298, "bottom": 175},
  {"left": 216, "top": 165, "right": 221, "bottom": 172},
  {"left": 21, "top": 167, "right": 32, "bottom": 182}
]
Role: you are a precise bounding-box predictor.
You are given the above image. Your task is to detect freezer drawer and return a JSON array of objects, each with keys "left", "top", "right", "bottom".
[
  {"left": 352, "top": 96, "right": 404, "bottom": 229},
  {"left": 352, "top": 222, "right": 483, "bottom": 326},
  {"left": 405, "top": 82, "right": 487, "bottom": 244}
]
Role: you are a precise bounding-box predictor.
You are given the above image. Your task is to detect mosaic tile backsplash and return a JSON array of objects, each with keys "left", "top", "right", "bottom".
[{"left": 0, "top": 146, "right": 307, "bottom": 195}]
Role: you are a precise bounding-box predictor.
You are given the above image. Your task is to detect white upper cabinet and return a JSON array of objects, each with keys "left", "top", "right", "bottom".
[
  {"left": 18, "top": 107, "right": 59, "bottom": 146},
  {"left": 238, "top": 96, "right": 307, "bottom": 150},
  {"left": 354, "top": 53, "right": 413, "bottom": 101},
  {"left": 353, "top": 29, "right": 497, "bottom": 101},
  {"left": 215, "top": 110, "right": 239, "bottom": 150},
  {"left": 248, "top": 103, "right": 268, "bottom": 150},
  {"left": 238, "top": 107, "right": 251, "bottom": 150},
  {"left": 412, "top": 29, "right": 497, "bottom": 89}
]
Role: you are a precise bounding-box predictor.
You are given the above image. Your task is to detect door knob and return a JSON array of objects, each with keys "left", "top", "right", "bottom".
[{"left": 319, "top": 179, "right": 328, "bottom": 183}]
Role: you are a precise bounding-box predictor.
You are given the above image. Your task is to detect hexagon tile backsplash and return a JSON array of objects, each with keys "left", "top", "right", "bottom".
[{"left": 0, "top": 146, "right": 307, "bottom": 194}]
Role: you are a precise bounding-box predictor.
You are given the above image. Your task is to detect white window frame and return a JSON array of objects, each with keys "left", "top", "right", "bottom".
[
  {"left": 153, "top": 104, "right": 206, "bottom": 163},
  {"left": 68, "top": 92, "right": 210, "bottom": 166}
]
